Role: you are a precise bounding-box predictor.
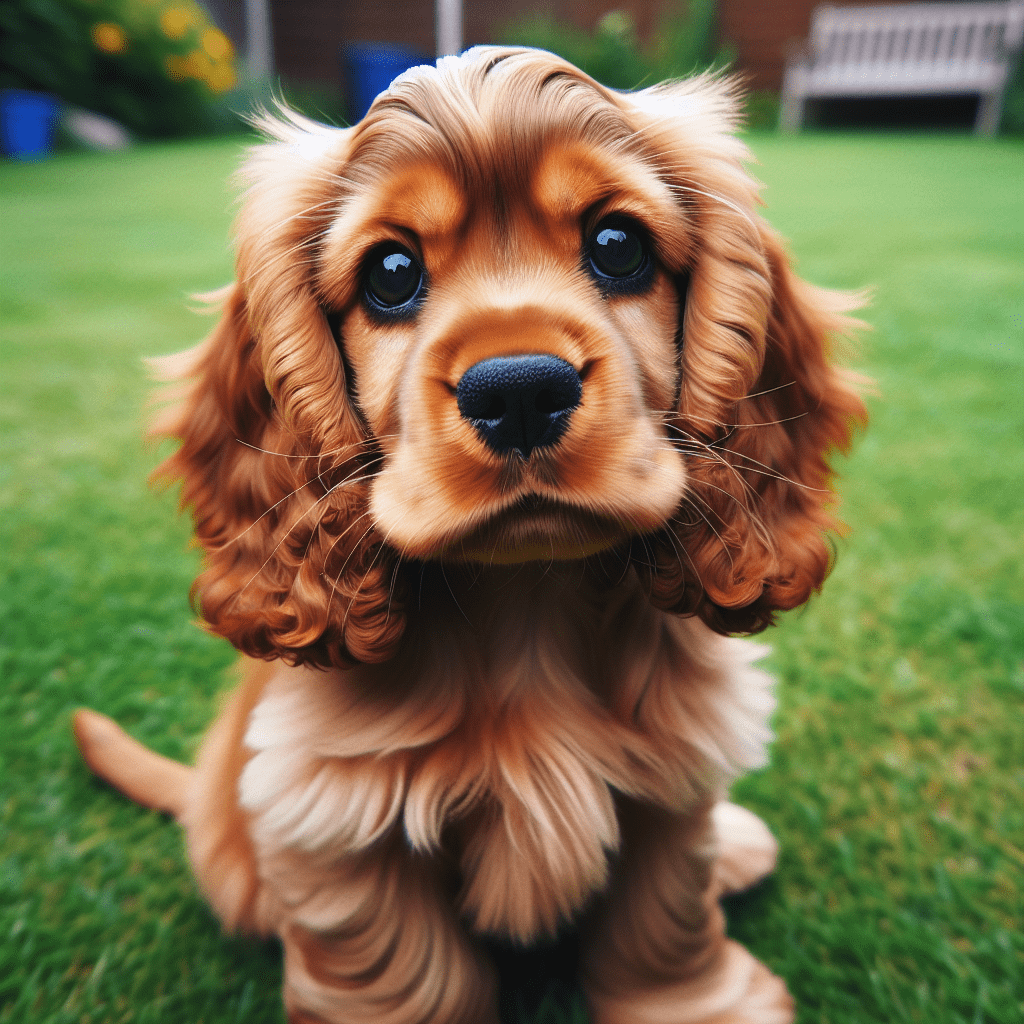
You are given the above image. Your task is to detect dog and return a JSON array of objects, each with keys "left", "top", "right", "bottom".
[{"left": 74, "top": 46, "right": 866, "bottom": 1023}]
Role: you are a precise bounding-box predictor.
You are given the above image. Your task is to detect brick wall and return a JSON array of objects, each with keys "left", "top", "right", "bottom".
[
  {"left": 269, "top": 0, "right": 676, "bottom": 87},
  {"left": 719, "top": 0, "right": 896, "bottom": 91},
  {"left": 268, "top": 0, "right": 903, "bottom": 94}
]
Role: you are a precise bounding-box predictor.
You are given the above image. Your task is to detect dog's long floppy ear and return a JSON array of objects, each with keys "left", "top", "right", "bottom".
[
  {"left": 625, "top": 79, "right": 868, "bottom": 634},
  {"left": 149, "top": 113, "right": 405, "bottom": 667}
]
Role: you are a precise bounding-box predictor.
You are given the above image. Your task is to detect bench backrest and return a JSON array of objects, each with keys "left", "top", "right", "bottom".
[{"left": 808, "top": 2, "right": 1024, "bottom": 70}]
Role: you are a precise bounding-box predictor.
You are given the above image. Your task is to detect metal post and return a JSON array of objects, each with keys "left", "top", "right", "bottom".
[
  {"left": 245, "top": 0, "right": 274, "bottom": 78},
  {"left": 436, "top": 0, "right": 462, "bottom": 57}
]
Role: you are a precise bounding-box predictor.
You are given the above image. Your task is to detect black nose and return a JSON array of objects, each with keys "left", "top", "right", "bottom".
[{"left": 455, "top": 355, "right": 583, "bottom": 458}]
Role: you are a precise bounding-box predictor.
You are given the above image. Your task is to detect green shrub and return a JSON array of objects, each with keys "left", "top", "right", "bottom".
[
  {"left": 497, "top": 0, "right": 734, "bottom": 92},
  {"left": 744, "top": 89, "right": 781, "bottom": 130},
  {"left": 1000, "top": 50, "right": 1024, "bottom": 134},
  {"left": 275, "top": 78, "right": 348, "bottom": 129},
  {"left": 0, "top": 0, "right": 240, "bottom": 137}
]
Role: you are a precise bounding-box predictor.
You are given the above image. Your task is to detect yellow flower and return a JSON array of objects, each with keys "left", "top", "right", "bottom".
[
  {"left": 163, "top": 54, "right": 186, "bottom": 80},
  {"left": 160, "top": 7, "right": 192, "bottom": 40},
  {"left": 92, "top": 22, "right": 127, "bottom": 54},
  {"left": 202, "top": 27, "right": 233, "bottom": 61},
  {"left": 206, "top": 62, "right": 238, "bottom": 93},
  {"left": 187, "top": 50, "right": 214, "bottom": 79},
  {"left": 164, "top": 50, "right": 207, "bottom": 83},
  {"left": 598, "top": 10, "right": 634, "bottom": 39}
]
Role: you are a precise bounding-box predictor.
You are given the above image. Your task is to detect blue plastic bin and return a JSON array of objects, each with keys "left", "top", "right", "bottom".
[
  {"left": 343, "top": 43, "right": 430, "bottom": 124},
  {"left": 1, "top": 89, "right": 61, "bottom": 160}
]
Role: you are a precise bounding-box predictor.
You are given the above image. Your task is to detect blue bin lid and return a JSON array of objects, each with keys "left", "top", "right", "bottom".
[{"left": 342, "top": 43, "right": 431, "bottom": 123}]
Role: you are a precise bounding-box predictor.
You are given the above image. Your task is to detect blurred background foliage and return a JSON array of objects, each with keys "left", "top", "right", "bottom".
[
  {"left": 0, "top": 0, "right": 239, "bottom": 137},
  {"left": 2, "top": 0, "right": 1017, "bottom": 138},
  {"left": 1001, "top": 45, "right": 1024, "bottom": 134},
  {"left": 495, "top": 1, "right": 780, "bottom": 130},
  {"left": 498, "top": 0, "right": 732, "bottom": 91}
]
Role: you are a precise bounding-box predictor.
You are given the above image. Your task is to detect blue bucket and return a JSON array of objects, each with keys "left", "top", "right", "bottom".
[
  {"left": 343, "top": 43, "right": 430, "bottom": 124},
  {"left": 1, "top": 89, "right": 61, "bottom": 160}
]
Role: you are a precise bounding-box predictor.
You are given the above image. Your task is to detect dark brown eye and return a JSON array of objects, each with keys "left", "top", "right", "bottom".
[
  {"left": 588, "top": 217, "right": 648, "bottom": 280},
  {"left": 364, "top": 246, "right": 423, "bottom": 312}
]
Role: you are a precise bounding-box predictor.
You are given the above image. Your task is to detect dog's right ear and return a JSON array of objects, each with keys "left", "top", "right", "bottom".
[
  {"left": 148, "top": 281, "right": 273, "bottom": 564},
  {"left": 148, "top": 115, "right": 406, "bottom": 668}
]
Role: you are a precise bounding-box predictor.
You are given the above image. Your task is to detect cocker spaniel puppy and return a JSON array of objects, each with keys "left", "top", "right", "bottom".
[{"left": 74, "top": 47, "right": 866, "bottom": 1023}]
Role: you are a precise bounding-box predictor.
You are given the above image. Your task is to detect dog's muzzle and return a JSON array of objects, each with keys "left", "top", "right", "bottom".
[{"left": 455, "top": 354, "right": 582, "bottom": 458}]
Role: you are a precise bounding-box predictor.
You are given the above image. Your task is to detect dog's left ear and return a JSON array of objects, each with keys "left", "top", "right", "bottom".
[
  {"left": 687, "top": 221, "right": 868, "bottom": 633},
  {"left": 625, "top": 79, "right": 868, "bottom": 633}
]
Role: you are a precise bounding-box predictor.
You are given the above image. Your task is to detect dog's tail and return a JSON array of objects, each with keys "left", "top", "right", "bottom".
[{"left": 73, "top": 708, "right": 193, "bottom": 819}]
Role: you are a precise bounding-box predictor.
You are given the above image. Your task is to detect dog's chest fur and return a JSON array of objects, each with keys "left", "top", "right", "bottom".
[{"left": 238, "top": 567, "right": 776, "bottom": 942}]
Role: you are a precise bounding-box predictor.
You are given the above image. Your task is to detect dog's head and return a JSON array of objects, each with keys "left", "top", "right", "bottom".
[{"left": 154, "top": 47, "right": 866, "bottom": 667}]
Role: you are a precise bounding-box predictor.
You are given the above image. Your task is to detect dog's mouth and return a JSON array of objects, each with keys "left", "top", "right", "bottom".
[{"left": 439, "top": 495, "right": 629, "bottom": 565}]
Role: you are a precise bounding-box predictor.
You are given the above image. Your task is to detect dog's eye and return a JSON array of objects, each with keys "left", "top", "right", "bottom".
[
  {"left": 364, "top": 246, "right": 424, "bottom": 312},
  {"left": 588, "top": 218, "right": 648, "bottom": 281}
]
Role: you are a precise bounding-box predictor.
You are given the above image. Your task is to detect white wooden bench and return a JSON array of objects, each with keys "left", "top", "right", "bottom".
[{"left": 780, "top": 2, "right": 1024, "bottom": 134}]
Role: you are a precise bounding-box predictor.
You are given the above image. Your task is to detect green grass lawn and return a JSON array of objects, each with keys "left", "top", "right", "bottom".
[{"left": 1, "top": 132, "right": 1021, "bottom": 1024}]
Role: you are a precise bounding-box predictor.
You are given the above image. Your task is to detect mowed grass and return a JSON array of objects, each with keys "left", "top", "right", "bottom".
[{"left": 1, "top": 133, "right": 1021, "bottom": 1024}]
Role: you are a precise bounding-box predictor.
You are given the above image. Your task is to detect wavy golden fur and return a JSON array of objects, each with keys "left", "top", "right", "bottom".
[{"left": 75, "top": 47, "right": 866, "bottom": 1023}]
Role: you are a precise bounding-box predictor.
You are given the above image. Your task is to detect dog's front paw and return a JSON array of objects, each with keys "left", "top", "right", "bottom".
[
  {"left": 711, "top": 801, "right": 779, "bottom": 897},
  {"left": 587, "top": 940, "right": 794, "bottom": 1024}
]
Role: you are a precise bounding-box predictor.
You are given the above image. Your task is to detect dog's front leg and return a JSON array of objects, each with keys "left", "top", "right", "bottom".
[
  {"left": 267, "top": 842, "right": 498, "bottom": 1024},
  {"left": 582, "top": 799, "right": 794, "bottom": 1024}
]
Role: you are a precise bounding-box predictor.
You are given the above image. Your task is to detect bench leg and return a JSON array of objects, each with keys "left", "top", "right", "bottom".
[
  {"left": 975, "top": 91, "right": 1002, "bottom": 136},
  {"left": 779, "top": 89, "right": 804, "bottom": 133}
]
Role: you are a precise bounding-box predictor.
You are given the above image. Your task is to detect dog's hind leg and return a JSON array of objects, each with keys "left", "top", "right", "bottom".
[
  {"left": 179, "top": 659, "right": 278, "bottom": 933},
  {"left": 583, "top": 799, "right": 794, "bottom": 1024}
]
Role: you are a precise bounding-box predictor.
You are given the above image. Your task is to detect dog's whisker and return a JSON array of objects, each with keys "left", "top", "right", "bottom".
[
  {"left": 667, "top": 429, "right": 825, "bottom": 495},
  {"left": 323, "top": 512, "right": 378, "bottom": 612},
  {"left": 438, "top": 557, "right": 474, "bottom": 627},
  {"left": 382, "top": 550, "right": 407, "bottom": 634},
  {"left": 705, "top": 446, "right": 828, "bottom": 494},
  {"left": 239, "top": 196, "right": 344, "bottom": 252},
  {"left": 667, "top": 428, "right": 829, "bottom": 495},
  {"left": 242, "top": 243, "right": 319, "bottom": 284},
  {"left": 670, "top": 435, "right": 772, "bottom": 501},
  {"left": 681, "top": 449, "right": 768, "bottom": 512},
  {"left": 654, "top": 407, "right": 813, "bottom": 432},
  {"left": 663, "top": 424, "right": 765, "bottom": 495},
  {"left": 681, "top": 449, "right": 773, "bottom": 523},
  {"left": 231, "top": 467, "right": 379, "bottom": 606},
  {"left": 340, "top": 522, "right": 403, "bottom": 632},
  {"left": 235, "top": 435, "right": 381, "bottom": 460},
  {"left": 221, "top": 479, "right": 318, "bottom": 549},
  {"left": 739, "top": 380, "right": 798, "bottom": 401},
  {"left": 661, "top": 520, "right": 705, "bottom": 592},
  {"left": 662, "top": 181, "right": 758, "bottom": 230},
  {"left": 222, "top": 462, "right": 376, "bottom": 550},
  {"left": 231, "top": 488, "right": 342, "bottom": 604},
  {"left": 691, "top": 477, "right": 774, "bottom": 553},
  {"left": 322, "top": 510, "right": 377, "bottom": 579},
  {"left": 678, "top": 490, "right": 738, "bottom": 571}
]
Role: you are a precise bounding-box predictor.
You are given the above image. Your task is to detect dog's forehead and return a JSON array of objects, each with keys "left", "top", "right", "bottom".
[
  {"left": 357, "top": 162, "right": 467, "bottom": 240},
  {"left": 529, "top": 141, "right": 676, "bottom": 224},
  {"left": 340, "top": 51, "right": 665, "bottom": 217},
  {"left": 335, "top": 143, "right": 673, "bottom": 237},
  {"left": 336, "top": 123, "right": 678, "bottom": 247}
]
